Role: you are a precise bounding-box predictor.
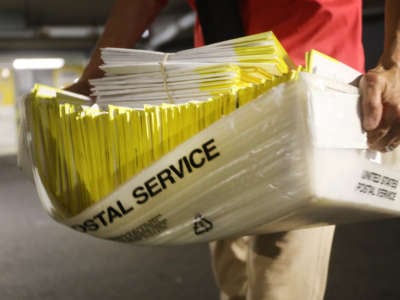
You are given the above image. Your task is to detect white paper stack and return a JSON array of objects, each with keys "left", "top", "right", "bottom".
[{"left": 90, "top": 32, "right": 293, "bottom": 106}]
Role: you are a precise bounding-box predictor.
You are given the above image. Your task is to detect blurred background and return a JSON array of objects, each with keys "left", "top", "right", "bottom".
[{"left": 1, "top": 1, "right": 398, "bottom": 300}]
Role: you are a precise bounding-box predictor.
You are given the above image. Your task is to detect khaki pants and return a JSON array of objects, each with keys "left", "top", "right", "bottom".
[{"left": 210, "top": 226, "right": 335, "bottom": 300}]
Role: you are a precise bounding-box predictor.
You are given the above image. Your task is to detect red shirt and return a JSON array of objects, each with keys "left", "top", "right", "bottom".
[{"left": 188, "top": 0, "right": 365, "bottom": 72}]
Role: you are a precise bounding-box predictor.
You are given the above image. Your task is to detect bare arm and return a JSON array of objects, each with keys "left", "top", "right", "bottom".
[
  {"left": 360, "top": 0, "right": 400, "bottom": 151},
  {"left": 66, "top": 0, "right": 167, "bottom": 95}
]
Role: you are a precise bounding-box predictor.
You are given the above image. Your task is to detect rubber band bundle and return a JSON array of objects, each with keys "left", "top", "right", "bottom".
[{"left": 20, "top": 32, "right": 400, "bottom": 245}]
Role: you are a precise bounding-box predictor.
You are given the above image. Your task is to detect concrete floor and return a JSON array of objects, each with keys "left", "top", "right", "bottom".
[
  {"left": 326, "top": 219, "right": 400, "bottom": 300},
  {"left": 0, "top": 155, "right": 219, "bottom": 300}
]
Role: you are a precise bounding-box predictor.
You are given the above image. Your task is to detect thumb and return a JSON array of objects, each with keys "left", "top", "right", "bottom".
[{"left": 359, "top": 72, "right": 384, "bottom": 131}]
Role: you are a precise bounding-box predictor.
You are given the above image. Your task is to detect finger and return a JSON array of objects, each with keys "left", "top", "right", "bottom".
[
  {"left": 385, "top": 124, "right": 400, "bottom": 152},
  {"left": 385, "top": 140, "right": 400, "bottom": 152},
  {"left": 367, "top": 126, "right": 390, "bottom": 147},
  {"left": 371, "top": 123, "right": 400, "bottom": 152},
  {"left": 360, "top": 73, "right": 385, "bottom": 131},
  {"left": 365, "top": 109, "right": 391, "bottom": 149},
  {"left": 367, "top": 101, "right": 400, "bottom": 150}
]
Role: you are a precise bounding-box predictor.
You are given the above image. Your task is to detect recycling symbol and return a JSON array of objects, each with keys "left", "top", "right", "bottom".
[{"left": 193, "top": 213, "right": 213, "bottom": 235}]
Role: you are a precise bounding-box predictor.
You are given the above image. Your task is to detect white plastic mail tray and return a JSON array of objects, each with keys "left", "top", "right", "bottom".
[{"left": 34, "top": 72, "right": 400, "bottom": 245}]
